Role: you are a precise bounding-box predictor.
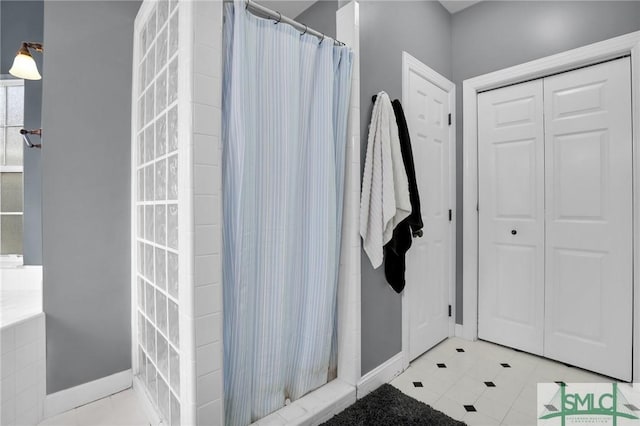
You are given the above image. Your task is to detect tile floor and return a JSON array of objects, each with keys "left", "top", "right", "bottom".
[
  {"left": 36, "top": 337, "right": 623, "bottom": 426},
  {"left": 37, "top": 389, "right": 151, "bottom": 426},
  {"left": 390, "top": 337, "right": 618, "bottom": 425}
]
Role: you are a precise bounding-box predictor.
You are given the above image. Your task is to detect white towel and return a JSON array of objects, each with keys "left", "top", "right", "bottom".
[{"left": 360, "top": 91, "right": 411, "bottom": 269}]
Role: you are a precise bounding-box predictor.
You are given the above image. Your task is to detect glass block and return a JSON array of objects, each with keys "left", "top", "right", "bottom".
[
  {"left": 138, "top": 242, "right": 145, "bottom": 275},
  {"left": 167, "top": 252, "right": 179, "bottom": 299},
  {"left": 155, "top": 205, "right": 166, "bottom": 245},
  {"left": 169, "top": 346, "right": 180, "bottom": 396},
  {"left": 145, "top": 165, "right": 154, "bottom": 201},
  {"left": 156, "top": 159, "right": 167, "bottom": 201},
  {"left": 6, "top": 128, "right": 24, "bottom": 166},
  {"left": 140, "top": 58, "right": 147, "bottom": 92},
  {"left": 139, "top": 312, "right": 146, "bottom": 349},
  {"left": 137, "top": 278, "right": 145, "bottom": 310},
  {"left": 157, "top": 0, "right": 169, "bottom": 30},
  {"left": 138, "top": 206, "right": 144, "bottom": 239},
  {"left": 140, "top": 28, "right": 147, "bottom": 62},
  {"left": 147, "top": 359, "right": 158, "bottom": 403},
  {"left": 167, "top": 106, "right": 178, "bottom": 153},
  {"left": 146, "top": 319, "right": 157, "bottom": 364},
  {"left": 167, "top": 155, "right": 178, "bottom": 201},
  {"left": 0, "top": 215, "right": 22, "bottom": 255},
  {"left": 170, "top": 393, "right": 180, "bottom": 426},
  {"left": 146, "top": 44, "right": 156, "bottom": 92},
  {"left": 155, "top": 247, "right": 167, "bottom": 290},
  {"left": 168, "top": 58, "right": 178, "bottom": 105},
  {"left": 156, "top": 71, "right": 167, "bottom": 115},
  {"left": 146, "top": 10, "right": 157, "bottom": 51},
  {"left": 145, "top": 205, "right": 154, "bottom": 242},
  {"left": 145, "top": 243, "right": 155, "bottom": 282},
  {"left": 7, "top": 86, "right": 24, "bottom": 126},
  {"left": 145, "top": 282, "right": 156, "bottom": 321},
  {"left": 0, "top": 172, "right": 23, "bottom": 212},
  {"left": 137, "top": 169, "right": 144, "bottom": 202},
  {"left": 139, "top": 348, "right": 147, "bottom": 383},
  {"left": 157, "top": 291, "right": 168, "bottom": 336},
  {"left": 158, "top": 376, "right": 170, "bottom": 421},
  {"left": 156, "top": 113, "right": 167, "bottom": 157},
  {"left": 169, "top": 0, "right": 178, "bottom": 12},
  {"left": 157, "top": 27, "right": 168, "bottom": 73},
  {"left": 168, "top": 299, "right": 179, "bottom": 348},
  {"left": 146, "top": 87, "right": 156, "bottom": 126},
  {"left": 137, "top": 131, "right": 145, "bottom": 166},
  {"left": 144, "top": 125, "right": 155, "bottom": 164},
  {"left": 138, "top": 96, "right": 145, "bottom": 130},
  {"left": 167, "top": 204, "right": 178, "bottom": 250},
  {"left": 0, "top": 87, "right": 6, "bottom": 126},
  {"left": 157, "top": 331, "right": 169, "bottom": 379},
  {"left": 168, "top": 11, "right": 179, "bottom": 58}
]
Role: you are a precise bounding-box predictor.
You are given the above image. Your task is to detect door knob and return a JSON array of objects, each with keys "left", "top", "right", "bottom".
[{"left": 511, "top": 229, "right": 517, "bottom": 235}]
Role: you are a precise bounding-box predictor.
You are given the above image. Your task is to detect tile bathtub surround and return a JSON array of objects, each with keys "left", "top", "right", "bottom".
[
  {"left": 391, "top": 337, "right": 618, "bottom": 426},
  {"left": 0, "top": 313, "right": 46, "bottom": 426}
]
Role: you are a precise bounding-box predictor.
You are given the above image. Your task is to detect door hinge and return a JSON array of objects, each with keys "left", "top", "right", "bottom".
[
  {"left": 448, "top": 113, "right": 452, "bottom": 126},
  {"left": 448, "top": 209, "right": 452, "bottom": 221},
  {"left": 448, "top": 305, "right": 452, "bottom": 317}
]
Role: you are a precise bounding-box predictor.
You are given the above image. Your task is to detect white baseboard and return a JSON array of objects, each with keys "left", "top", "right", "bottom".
[
  {"left": 133, "top": 376, "right": 163, "bottom": 426},
  {"left": 44, "top": 369, "right": 132, "bottom": 419},
  {"left": 356, "top": 352, "right": 405, "bottom": 399}
]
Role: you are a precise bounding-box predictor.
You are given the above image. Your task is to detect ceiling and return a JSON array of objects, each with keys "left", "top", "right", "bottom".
[
  {"left": 438, "top": 0, "right": 483, "bottom": 14},
  {"left": 256, "top": 1, "right": 484, "bottom": 19}
]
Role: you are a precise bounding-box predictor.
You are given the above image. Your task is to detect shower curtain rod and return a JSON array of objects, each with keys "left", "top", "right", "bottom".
[{"left": 224, "top": 0, "right": 346, "bottom": 46}]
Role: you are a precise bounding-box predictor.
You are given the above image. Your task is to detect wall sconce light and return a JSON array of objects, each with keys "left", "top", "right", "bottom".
[
  {"left": 9, "top": 42, "right": 43, "bottom": 80},
  {"left": 20, "top": 129, "right": 42, "bottom": 149}
]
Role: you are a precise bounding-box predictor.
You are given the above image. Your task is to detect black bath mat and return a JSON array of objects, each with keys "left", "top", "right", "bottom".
[{"left": 321, "top": 384, "right": 466, "bottom": 426}]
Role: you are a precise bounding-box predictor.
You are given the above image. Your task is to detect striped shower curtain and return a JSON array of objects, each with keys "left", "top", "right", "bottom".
[{"left": 222, "top": 2, "right": 353, "bottom": 425}]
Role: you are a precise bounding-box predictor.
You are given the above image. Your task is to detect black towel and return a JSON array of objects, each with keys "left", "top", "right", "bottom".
[{"left": 384, "top": 99, "right": 423, "bottom": 293}]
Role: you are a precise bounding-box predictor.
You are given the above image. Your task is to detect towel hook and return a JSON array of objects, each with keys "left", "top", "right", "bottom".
[
  {"left": 300, "top": 24, "right": 308, "bottom": 36},
  {"left": 273, "top": 11, "right": 282, "bottom": 24}
]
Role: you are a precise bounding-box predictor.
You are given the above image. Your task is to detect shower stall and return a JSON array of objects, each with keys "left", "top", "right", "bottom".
[{"left": 130, "top": 1, "right": 361, "bottom": 424}]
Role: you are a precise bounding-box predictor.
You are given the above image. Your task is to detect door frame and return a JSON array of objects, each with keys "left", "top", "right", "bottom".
[
  {"left": 462, "top": 31, "right": 640, "bottom": 381},
  {"left": 401, "top": 51, "right": 457, "bottom": 369}
]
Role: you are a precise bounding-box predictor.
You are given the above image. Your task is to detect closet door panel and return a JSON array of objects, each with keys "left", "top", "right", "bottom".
[
  {"left": 543, "top": 57, "right": 633, "bottom": 381},
  {"left": 477, "top": 80, "right": 545, "bottom": 355}
]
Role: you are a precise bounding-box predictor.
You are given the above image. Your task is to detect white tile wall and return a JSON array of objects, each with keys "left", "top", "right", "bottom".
[
  {"left": 190, "top": 1, "right": 224, "bottom": 425},
  {"left": 0, "top": 314, "right": 46, "bottom": 426}
]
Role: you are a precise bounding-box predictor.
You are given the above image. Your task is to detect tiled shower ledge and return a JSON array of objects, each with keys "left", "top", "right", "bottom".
[{"left": 251, "top": 379, "right": 355, "bottom": 426}]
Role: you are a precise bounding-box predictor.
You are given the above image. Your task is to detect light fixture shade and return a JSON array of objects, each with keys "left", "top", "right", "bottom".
[{"left": 9, "top": 53, "right": 41, "bottom": 80}]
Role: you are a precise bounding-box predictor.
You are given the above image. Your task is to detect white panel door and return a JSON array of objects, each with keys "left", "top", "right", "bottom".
[
  {"left": 404, "top": 60, "right": 452, "bottom": 361},
  {"left": 543, "top": 58, "right": 633, "bottom": 381},
  {"left": 478, "top": 80, "right": 545, "bottom": 355}
]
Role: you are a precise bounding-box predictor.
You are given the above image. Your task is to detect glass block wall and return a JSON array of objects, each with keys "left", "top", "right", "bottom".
[{"left": 134, "top": 0, "right": 181, "bottom": 424}]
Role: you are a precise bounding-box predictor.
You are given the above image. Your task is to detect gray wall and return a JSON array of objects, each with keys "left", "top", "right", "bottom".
[
  {"left": 1, "top": 1, "right": 43, "bottom": 265},
  {"left": 41, "top": 0, "right": 140, "bottom": 393},
  {"left": 359, "top": 0, "right": 452, "bottom": 375},
  {"left": 295, "top": 1, "right": 338, "bottom": 39},
  {"left": 451, "top": 0, "right": 640, "bottom": 323}
]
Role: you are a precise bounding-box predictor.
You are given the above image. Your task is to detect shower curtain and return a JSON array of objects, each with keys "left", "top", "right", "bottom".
[{"left": 222, "top": 2, "right": 353, "bottom": 425}]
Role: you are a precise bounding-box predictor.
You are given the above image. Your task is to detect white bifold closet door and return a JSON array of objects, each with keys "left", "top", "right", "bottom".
[
  {"left": 478, "top": 57, "right": 633, "bottom": 381},
  {"left": 543, "top": 58, "right": 633, "bottom": 381},
  {"left": 478, "top": 79, "right": 546, "bottom": 356}
]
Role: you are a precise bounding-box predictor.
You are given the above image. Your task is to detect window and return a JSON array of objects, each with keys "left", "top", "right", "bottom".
[{"left": 0, "top": 80, "right": 24, "bottom": 256}]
